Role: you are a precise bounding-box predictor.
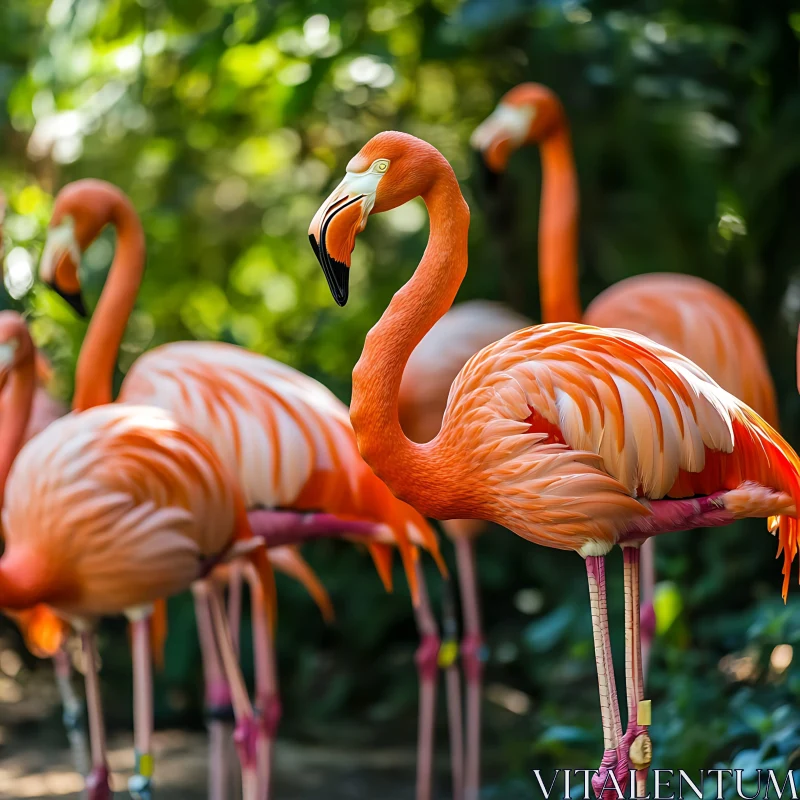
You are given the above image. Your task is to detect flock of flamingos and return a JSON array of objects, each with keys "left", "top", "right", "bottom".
[{"left": 0, "top": 82, "right": 796, "bottom": 800}]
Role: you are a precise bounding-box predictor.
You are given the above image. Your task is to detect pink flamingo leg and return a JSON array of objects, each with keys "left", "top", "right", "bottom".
[
  {"left": 584, "top": 556, "right": 623, "bottom": 800},
  {"left": 196, "top": 580, "right": 259, "bottom": 800},
  {"left": 227, "top": 563, "right": 244, "bottom": 658},
  {"left": 193, "top": 585, "right": 233, "bottom": 800},
  {"left": 639, "top": 539, "right": 656, "bottom": 684},
  {"left": 622, "top": 547, "right": 651, "bottom": 798},
  {"left": 440, "top": 576, "right": 465, "bottom": 800},
  {"left": 80, "top": 631, "right": 113, "bottom": 800},
  {"left": 53, "top": 646, "right": 90, "bottom": 779},
  {"left": 128, "top": 610, "right": 155, "bottom": 799},
  {"left": 454, "top": 536, "right": 484, "bottom": 800},
  {"left": 413, "top": 559, "right": 440, "bottom": 800},
  {"left": 244, "top": 563, "right": 280, "bottom": 800}
]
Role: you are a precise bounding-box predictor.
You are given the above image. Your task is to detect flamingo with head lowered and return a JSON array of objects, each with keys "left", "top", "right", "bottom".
[
  {"left": 309, "top": 131, "right": 800, "bottom": 800},
  {"left": 38, "top": 179, "right": 447, "bottom": 800},
  {"left": 471, "top": 82, "right": 780, "bottom": 679}
]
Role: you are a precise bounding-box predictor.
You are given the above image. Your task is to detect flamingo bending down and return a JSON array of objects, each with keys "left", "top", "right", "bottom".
[
  {"left": 39, "top": 180, "right": 446, "bottom": 800},
  {"left": 0, "top": 401, "right": 275, "bottom": 800},
  {"left": 471, "top": 83, "right": 779, "bottom": 677},
  {"left": 399, "top": 300, "right": 531, "bottom": 799},
  {"left": 309, "top": 131, "right": 800, "bottom": 799}
]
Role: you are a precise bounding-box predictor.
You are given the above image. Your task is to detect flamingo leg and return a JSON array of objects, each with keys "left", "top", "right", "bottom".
[
  {"left": 227, "top": 563, "right": 244, "bottom": 658},
  {"left": 584, "top": 556, "right": 623, "bottom": 800},
  {"left": 53, "top": 646, "right": 90, "bottom": 779},
  {"left": 454, "top": 536, "right": 484, "bottom": 800},
  {"left": 196, "top": 579, "right": 259, "bottom": 800},
  {"left": 193, "top": 585, "right": 233, "bottom": 800},
  {"left": 244, "top": 563, "right": 280, "bottom": 800},
  {"left": 639, "top": 539, "right": 656, "bottom": 684},
  {"left": 440, "top": 576, "right": 465, "bottom": 800},
  {"left": 623, "top": 547, "right": 652, "bottom": 799},
  {"left": 127, "top": 609, "right": 155, "bottom": 800},
  {"left": 412, "top": 559, "right": 440, "bottom": 800},
  {"left": 80, "top": 630, "right": 113, "bottom": 800}
]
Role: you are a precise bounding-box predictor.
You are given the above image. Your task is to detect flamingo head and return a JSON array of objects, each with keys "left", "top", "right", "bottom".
[
  {"left": 40, "top": 179, "right": 128, "bottom": 317},
  {"left": 309, "top": 131, "right": 450, "bottom": 305},
  {"left": 471, "top": 83, "right": 566, "bottom": 173},
  {"left": 0, "top": 311, "right": 33, "bottom": 391}
]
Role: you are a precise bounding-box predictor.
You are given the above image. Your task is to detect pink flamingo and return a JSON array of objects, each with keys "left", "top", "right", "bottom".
[
  {"left": 39, "top": 179, "right": 447, "bottom": 800},
  {"left": 472, "top": 83, "right": 779, "bottom": 679},
  {"left": 309, "top": 131, "right": 800, "bottom": 799}
]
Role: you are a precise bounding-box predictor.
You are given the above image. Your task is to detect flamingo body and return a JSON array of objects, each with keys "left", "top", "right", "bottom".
[
  {"left": 1, "top": 404, "right": 249, "bottom": 617},
  {"left": 118, "top": 341, "right": 438, "bottom": 559}
]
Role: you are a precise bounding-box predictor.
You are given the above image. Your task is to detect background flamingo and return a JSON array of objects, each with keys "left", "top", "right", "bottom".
[
  {"left": 398, "top": 299, "right": 530, "bottom": 799},
  {"left": 39, "top": 179, "right": 449, "bottom": 800},
  {"left": 471, "top": 83, "right": 779, "bottom": 676},
  {"left": 309, "top": 131, "right": 800, "bottom": 800}
]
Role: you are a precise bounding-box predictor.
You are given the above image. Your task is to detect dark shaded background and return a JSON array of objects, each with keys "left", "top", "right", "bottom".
[{"left": 0, "top": 0, "right": 799, "bottom": 796}]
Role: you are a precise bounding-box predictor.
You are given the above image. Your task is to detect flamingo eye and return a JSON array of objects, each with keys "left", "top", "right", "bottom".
[{"left": 372, "top": 159, "right": 390, "bottom": 174}]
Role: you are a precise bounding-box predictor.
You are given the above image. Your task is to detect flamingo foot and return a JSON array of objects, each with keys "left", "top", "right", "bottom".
[
  {"left": 415, "top": 633, "right": 441, "bottom": 682},
  {"left": 460, "top": 632, "right": 487, "bottom": 683},
  {"left": 86, "top": 764, "right": 113, "bottom": 800}
]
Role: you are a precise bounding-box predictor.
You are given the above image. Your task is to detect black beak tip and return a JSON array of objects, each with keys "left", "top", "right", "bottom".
[{"left": 309, "top": 234, "right": 350, "bottom": 307}]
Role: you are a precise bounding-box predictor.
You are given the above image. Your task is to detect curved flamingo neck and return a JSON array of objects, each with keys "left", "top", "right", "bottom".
[
  {"left": 0, "top": 342, "right": 35, "bottom": 505},
  {"left": 537, "top": 124, "right": 581, "bottom": 323},
  {"left": 73, "top": 196, "right": 145, "bottom": 411},
  {"left": 350, "top": 170, "right": 469, "bottom": 518}
]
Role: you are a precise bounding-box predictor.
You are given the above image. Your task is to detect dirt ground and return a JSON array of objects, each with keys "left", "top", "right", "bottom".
[
  {"left": 0, "top": 669, "right": 420, "bottom": 799},
  {"left": 0, "top": 730, "right": 418, "bottom": 799}
]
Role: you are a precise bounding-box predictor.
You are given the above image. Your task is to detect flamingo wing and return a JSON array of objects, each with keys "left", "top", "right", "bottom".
[{"left": 443, "top": 323, "right": 799, "bottom": 584}]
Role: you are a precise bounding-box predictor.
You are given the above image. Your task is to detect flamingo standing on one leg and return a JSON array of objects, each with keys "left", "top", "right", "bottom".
[
  {"left": 399, "top": 300, "right": 531, "bottom": 800},
  {"left": 309, "top": 131, "right": 800, "bottom": 799},
  {"left": 38, "top": 179, "right": 447, "bottom": 800},
  {"left": 471, "top": 83, "right": 779, "bottom": 679}
]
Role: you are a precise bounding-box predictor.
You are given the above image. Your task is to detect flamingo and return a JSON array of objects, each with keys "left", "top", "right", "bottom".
[
  {"left": 471, "top": 82, "right": 779, "bottom": 677},
  {"left": 38, "top": 179, "right": 447, "bottom": 800},
  {"left": 398, "top": 300, "right": 530, "bottom": 799},
  {"left": 308, "top": 131, "right": 800, "bottom": 799},
  {"left": 0, "top": 397, "right": 275, "bottom": 800}
]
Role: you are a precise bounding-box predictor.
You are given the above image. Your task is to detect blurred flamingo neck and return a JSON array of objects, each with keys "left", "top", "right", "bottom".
[
  {"left": 0, "top": 340, "right": 35, "bottom": 505},
  {"left": 538, "top": 126, "right": 581, "bottom": 323},
  {"left": 73, "top": 196, "right": 145, "bottom": 411},
  {"left": 350, "top": 171, "right": 469, "bottom": 517}
]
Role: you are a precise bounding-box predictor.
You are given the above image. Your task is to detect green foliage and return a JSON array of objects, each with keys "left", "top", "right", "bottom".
[{"left": 1, "top": 0, "right": 799, "bottom": 789}]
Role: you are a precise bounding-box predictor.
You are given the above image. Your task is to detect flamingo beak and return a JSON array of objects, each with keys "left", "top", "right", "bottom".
[
  {"left": 470, "top": 103, "right": 535, "bottom": 174},
  {"left": 309, "top": 172, "right": 380, "bottom": 306},
  {"left": 40, "top": 218, "right": 87, "bottom": 318}
]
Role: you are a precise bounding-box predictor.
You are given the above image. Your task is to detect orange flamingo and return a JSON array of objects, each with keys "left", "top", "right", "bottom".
[
  {"left": 472, "top": 82, "right": 779, "bottom": 677},
  {"left": 399, "top": 300, "right": 530, "bottom": 798},
  {"left": 39, "top": 179, "right": 446, "bottom": 800},
  {"left": 309, "top": 131, "right": 800, "bottom": 800}
]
